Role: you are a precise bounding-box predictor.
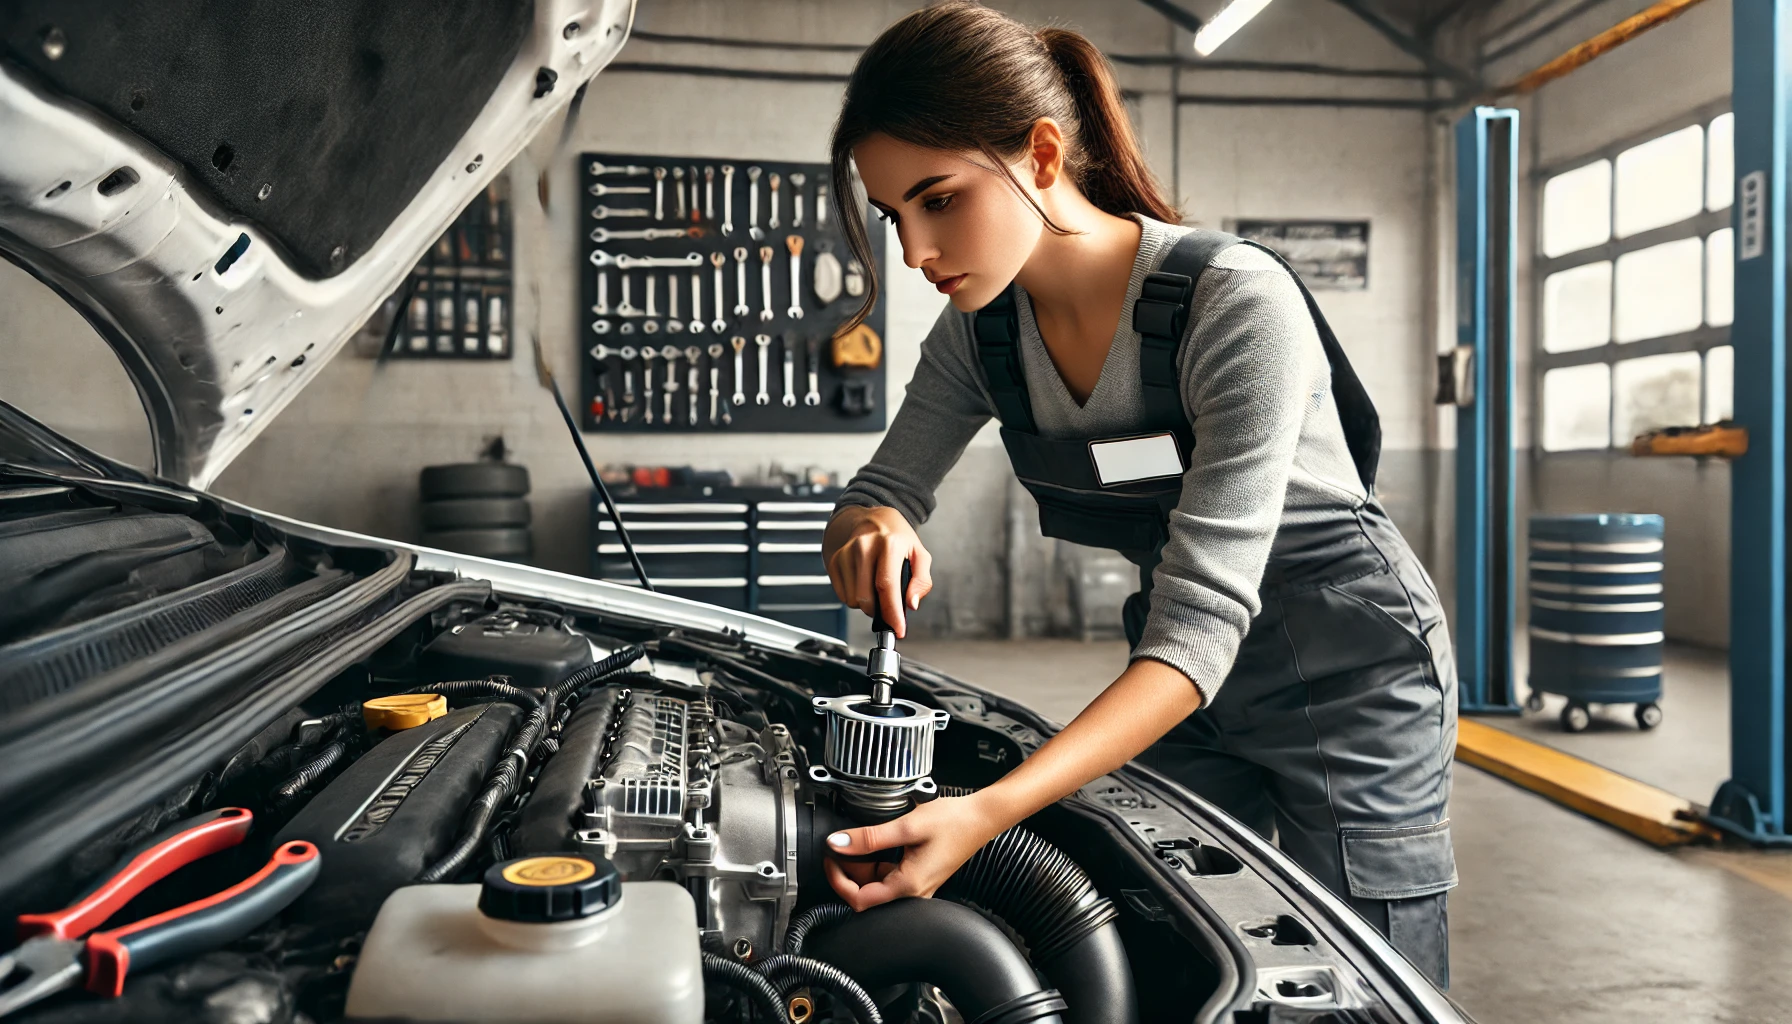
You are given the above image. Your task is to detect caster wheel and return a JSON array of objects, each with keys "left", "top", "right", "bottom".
[
  {"left": 1561, "top": 703, "right": 1591, "bottom": 733},
  {"left": 1635, "top": 702, "right": 1663, "bottom": 730},
  {"left": 1525, "top": 691, "right": 1545, "bottom": 713}
]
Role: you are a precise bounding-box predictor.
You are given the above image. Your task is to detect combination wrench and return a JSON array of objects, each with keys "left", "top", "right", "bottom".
[
  {"left": 747, "top": 166, "right": 764, "bottom": 241},
  {"left": 661, "top": 346, "right": 681, "bottom": 425},
  {"left": 758, "top": 246, "right": 775, "bottom": 322},
  {"left": 720, "top": 165, "right": 736, "bottom": 236},
  {"left": 588, "top": 182, "right": 650, "bottom": 197},
  {"left": 671, "top": 167, "right": 684, "bottom": 220},
  {"left": 666, "top": 274, "right": 684, "bottom": 334},
  {"left": 689, "top": 166, "right": 700, "bottom": 222},
  {"left": 704, "top": 166, "right": 716, "bottom": 221},
  {"left": 791, "top": 172, "right": 806, "bottom": 228},
  {"left": 768, "top": 173, "right": 781, "bottom": 231},
  {"left": 754, "top": 334, "right": 772, "bottom": 405},
  {"left": 592, "top": 270, "right": 610, "bottom": 316},
  {"left": 589, "top": 161, "right": 651, "bottom": 177},
  {"left": 805, "top": 337, "right": 822, "bottom": 406},
  {"left": 709, "top": 253, "right": 728, "bottom": 332},
  {"left": 732, "top": 248, "right": 751, "bottom": 319},
  {"left": 653, "top": 167, "right": 667, "bottom": 221},
  {"left": 620, "top": 346, "right": 638, "bottom": 409},
  {"left": 685, "top": 345, "right": 702, "bottom": 426},
  {"left": 588, "top": 227, "right": 688, "bottom": 243},
  {"left": 591, "top": 205, "right": 648, "bottom": 220},
  {"left": 785, "top": 235, "right": 805, "bottom": 319},
  {"left": 731, "top": 336, "right": 748, "bottom": 407},
  {"left": 782, "top": 340, "right": 797, "bottom": 408},
  {"left": 590, "top": 250, "right": 702, "bottom": 269},
  {"left": 709, "top": 342, "right": 729, "bottom": 425},
  {"left": 689, "top": 270, "right": 706, "bottom": 334},
  {"left": 642, "top": 276, "right": 660, "bottom": 334},
  {"left": 615, "top": 274, "right": 640, "bottom": 318}
]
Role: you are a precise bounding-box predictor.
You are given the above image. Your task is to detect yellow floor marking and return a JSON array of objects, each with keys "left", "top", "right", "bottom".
[{"left": 1455, "top": 718, "right": 1721, "bottom": 846}]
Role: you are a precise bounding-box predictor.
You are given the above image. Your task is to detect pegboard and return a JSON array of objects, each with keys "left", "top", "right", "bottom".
[{"left": 579, "top": 152, "right": 887, "bottom": 432}]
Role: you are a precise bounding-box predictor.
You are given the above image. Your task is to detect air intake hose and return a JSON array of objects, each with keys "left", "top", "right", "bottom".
[
  {"left": 939, "top": 825, "right": 1138, "bottom": 1024},
  {"left": 798, "top": 899, "right": 1066, "bottom": 1024}
]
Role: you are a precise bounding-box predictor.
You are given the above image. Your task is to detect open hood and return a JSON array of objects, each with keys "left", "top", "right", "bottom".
[{"left": 0, "top": 0, "right": 633, "bottom": 488}]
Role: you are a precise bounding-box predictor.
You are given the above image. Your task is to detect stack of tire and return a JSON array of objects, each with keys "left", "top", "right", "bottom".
[{"left": 419, "top": 463, "right": 532, "bottom": 563}]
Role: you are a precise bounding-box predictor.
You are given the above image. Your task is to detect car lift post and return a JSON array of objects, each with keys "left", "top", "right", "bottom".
[
  {"left": 1709, "top": 0, "right": 1792, "bottom": 845},
  {"left": 1453, "top": 107, "right": 1522, "bottom": 714}
]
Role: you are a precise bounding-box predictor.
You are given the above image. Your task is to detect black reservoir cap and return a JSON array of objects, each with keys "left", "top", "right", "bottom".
[{"left": 478, "top": 854, "right": 620, "bottom": 922}]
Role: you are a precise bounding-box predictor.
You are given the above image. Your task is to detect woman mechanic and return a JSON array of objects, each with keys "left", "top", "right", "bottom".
[{"left": 818, "top": 2, "right": 1457, "bottom": 986}]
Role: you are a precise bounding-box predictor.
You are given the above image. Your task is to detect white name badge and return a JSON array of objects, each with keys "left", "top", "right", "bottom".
[{"left": 1088, "top": 433, "right": 1185, "bottom": 486}]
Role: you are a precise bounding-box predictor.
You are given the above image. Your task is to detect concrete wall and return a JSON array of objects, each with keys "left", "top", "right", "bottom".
[
  {"left": 1453, "top": 0, "right": 1734, "bottom": 647},
  {"left": 1, "top": 0, "right": 1448, "bottom": 641}
]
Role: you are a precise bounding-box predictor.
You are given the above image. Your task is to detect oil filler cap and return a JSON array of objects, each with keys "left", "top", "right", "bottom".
[
  {"left": 362, "top": 693, "right": 447, "bottom": 731},
  {"left": 478, "top": 855, "right": 620, "bottom": 923}
]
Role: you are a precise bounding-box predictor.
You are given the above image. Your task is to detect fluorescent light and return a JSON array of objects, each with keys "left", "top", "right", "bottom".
[{"left": 1193, "top": 0, "right": 1275, "bottom": 56}]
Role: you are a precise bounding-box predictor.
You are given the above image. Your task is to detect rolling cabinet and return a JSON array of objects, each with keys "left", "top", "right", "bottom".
[{"left": 590, "top": 489, "right": 847, "bottom": 637}]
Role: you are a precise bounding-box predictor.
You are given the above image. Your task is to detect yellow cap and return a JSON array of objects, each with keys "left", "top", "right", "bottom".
[
  {"left": 501, "top": 856, "right": 599, "bottom": 887},
  {"left": 362, "top": 693, "right": 448, "bottom": 731}
]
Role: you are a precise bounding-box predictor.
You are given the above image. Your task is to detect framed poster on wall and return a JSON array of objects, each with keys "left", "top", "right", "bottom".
[{"left": 1229, "top": 219, "right": 1370, "bottom": 290}]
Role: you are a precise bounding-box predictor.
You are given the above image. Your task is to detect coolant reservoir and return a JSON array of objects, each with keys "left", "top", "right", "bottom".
[{"left": 345, "top": 855, "right": 702, "bottom": 1023}]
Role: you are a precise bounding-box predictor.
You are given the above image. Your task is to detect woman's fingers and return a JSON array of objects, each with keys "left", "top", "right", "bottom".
[
  {"left": 825, "top": 819, "right": 908, "bottom": 856},
  {"left": 908, "top": 543, "right": 934, "bottom": 611}
]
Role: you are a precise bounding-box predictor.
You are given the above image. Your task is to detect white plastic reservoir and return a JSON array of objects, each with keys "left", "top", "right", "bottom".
[{"left": 345, "top": 855, "right": 702, "bottom": 1023}]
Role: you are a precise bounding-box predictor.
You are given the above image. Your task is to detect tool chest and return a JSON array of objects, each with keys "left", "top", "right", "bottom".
[
  {"left": 578, "top": 152, "right": 887, "bottom": 432},
  {"left": 590, "top": 488, "right": 847, "bottom": 638}
]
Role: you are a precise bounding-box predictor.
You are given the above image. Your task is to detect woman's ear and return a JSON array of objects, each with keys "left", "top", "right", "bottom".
[{"left": 1027, "top": 118, "right": 1067, "bottom": 190}]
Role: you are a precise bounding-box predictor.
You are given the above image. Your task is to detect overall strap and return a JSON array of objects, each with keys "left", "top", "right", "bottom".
[
  {"left": 1133, "top": 230, "right": 1239, "bottom": 437},
  {"left": 1235, "top": 239, "right": 1383, "bottom": 490},
  {"left": 971, "top": 287, "right": 1037, "bottom": 433}
]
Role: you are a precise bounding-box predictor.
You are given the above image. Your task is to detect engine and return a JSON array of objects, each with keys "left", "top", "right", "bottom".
[{"left": 520, "top": 687, "right": 805, "bottom": 955}]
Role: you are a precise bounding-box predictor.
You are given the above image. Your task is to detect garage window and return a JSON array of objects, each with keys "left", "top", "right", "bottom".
[{"left": 1536, "top": 104, "right": 1733, "bottom": 452}]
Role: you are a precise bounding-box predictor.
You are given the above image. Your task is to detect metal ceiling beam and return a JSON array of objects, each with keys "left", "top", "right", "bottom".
[
  {"left": 1329, "top": 0, "right": 1480, "bottom": 84},
  {"left": 1136, "top": 0, "right": 1205, "bottom": 34}
]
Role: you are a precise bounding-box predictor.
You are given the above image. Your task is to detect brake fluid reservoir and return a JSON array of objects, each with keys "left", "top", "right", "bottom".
[{"left": 345, "top": 855, "right": 701, "bottom": 1023}]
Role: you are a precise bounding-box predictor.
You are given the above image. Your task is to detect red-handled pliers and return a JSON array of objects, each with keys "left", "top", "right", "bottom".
[{"left": 0, "top": 807, "right": 319, "bottom": 1017}]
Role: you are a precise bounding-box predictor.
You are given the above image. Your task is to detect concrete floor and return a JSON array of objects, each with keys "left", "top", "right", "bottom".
[{"left": 902, "top": 638, "right": 1792, "bottom": 1024}]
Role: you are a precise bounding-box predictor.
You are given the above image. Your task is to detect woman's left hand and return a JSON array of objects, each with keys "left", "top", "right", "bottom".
[{"left": 822, "top": 794, "right": 1007, "bottom": 911}]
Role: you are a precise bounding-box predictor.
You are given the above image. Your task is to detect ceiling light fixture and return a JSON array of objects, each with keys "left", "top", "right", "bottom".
[{"left": 1193, "top": 0, "right": 1276, "bottom": 55}]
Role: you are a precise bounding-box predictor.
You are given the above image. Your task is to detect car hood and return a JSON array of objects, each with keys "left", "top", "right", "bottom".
[{"left": 0, "top": 0, "right": 633, "bottom": 489}]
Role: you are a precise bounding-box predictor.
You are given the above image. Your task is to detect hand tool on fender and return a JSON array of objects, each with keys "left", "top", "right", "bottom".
[
  {"left": 0, "top": 808, "right": 320, "bottom": 1017},
  {"left": 864, "top": 559, "right": 914, "bottom": 710}
]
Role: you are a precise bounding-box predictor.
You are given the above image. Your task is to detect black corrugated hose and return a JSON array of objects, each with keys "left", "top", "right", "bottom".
[
  {"left": 550, "top": 644, "right": 646, "bottom": 702},
  {"left": 270, "top": 738, "right": 348, "bottom": 807},
  {"left": 702, "top": 952, "right": 789, "bottom": 1023},
  {"left": 786, "top": 902, "right": 854, "bottom": 954},
  {"left": 753, "top": 953, "right": 883, "bottom": 1024},
  {"left": 404, "top": 677, "right": 540, "bottom": 708}
]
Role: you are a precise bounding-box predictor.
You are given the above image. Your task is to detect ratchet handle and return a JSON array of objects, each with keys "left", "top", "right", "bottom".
[
  {"left": 869, "top": 560, "right": 913, "bottom": 636},
  {"left": 83, "top": 841, "right": 319, "bottom": 997},
  {"left": 16, "top": 808, "right": 254, "bottom": 943}
]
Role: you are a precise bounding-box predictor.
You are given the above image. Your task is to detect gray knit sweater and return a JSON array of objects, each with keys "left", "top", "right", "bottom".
[{"left": 838, "top": 216, "right": 1368, "bottom": 704}]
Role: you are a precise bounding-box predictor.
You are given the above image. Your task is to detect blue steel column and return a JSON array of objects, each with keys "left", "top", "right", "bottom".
[
  {"left": 1453, "top": 107, "right": 1521, "bottom": 713},
  {"left": 1710, "top": 0, "right": 1791, "bottom": 844}
]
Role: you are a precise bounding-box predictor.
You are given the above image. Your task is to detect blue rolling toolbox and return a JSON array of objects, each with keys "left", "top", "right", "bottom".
[
  {"left": 1525, "top": 513, "right": 1665, "bottom": 732},
  {"left": 590, "top": 486, "right": 847, "bottom": 640}
]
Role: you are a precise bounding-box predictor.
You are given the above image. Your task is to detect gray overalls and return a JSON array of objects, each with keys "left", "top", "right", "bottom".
[{"left": 974, "top": 230, "right": 1457, "bottom": 988}]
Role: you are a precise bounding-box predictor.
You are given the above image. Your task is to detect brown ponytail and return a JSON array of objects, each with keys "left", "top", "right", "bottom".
[{"left": 829, "top": 1, "right": 1177, "bottom": 333}]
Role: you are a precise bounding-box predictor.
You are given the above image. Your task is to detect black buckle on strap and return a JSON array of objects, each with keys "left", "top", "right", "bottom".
[{"left": 1133, "top": 272, "right": 1194, "bottom": 341}]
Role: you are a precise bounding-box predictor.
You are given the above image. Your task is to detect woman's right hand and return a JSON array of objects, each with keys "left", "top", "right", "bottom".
[{"left": 823, "top": 505, "right": 933, "bottom": 637}]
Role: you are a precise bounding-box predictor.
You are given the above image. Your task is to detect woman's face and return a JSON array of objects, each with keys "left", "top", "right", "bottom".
[{"left": 852, "top": 132, "right": 1045, "bottom": 313}]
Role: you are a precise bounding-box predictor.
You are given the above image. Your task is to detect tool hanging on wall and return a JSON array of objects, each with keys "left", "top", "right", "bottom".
[
  {"left": 843, "top": 259, "right": 866, "bottom": 298},
  {"left": 832, "top": 323, "right": 882, "bottom": 370},
  {"left": 813, "top": 242, "right": 843, "bottom": 306}
]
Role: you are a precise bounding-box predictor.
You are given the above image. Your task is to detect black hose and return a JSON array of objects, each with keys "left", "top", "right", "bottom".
[
  {"left": 404, "top": 677, "right": 540, "bottom": 709},
  {"left": 933, "top": 794, "right": 1138, "bottom": 1024},
  {"left": 701, "top": 952, "right": 789, "bottom": 1023},
  {"left": 753, "top": 954, "right": 883, "bottom": 1024},
  {"left": 785, "top": 902, "right": 855, "bottom": 954},
  {"left": 417, "top": 703, "right": 549, "bottom": 882},
  {"left": 270, "top": 738, "right": 347, "bottom": 807},
  {"left": 549, "top": 644, "right": 646, "bottom": 702},
  {"left": 800, "top": 899, "right": 1065, "bottom": 1024}
]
